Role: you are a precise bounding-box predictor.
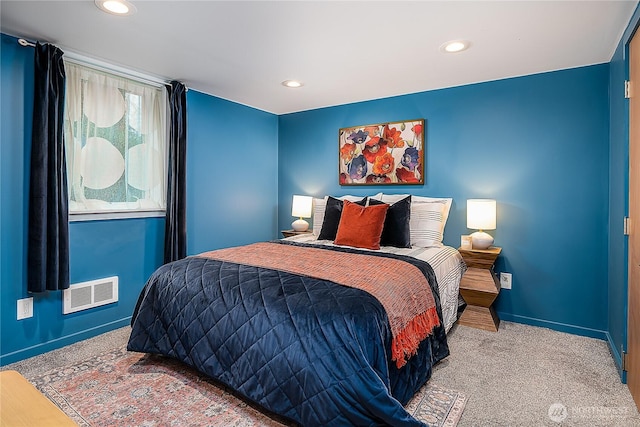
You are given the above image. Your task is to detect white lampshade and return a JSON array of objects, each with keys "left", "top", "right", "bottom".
[
  {"left": 291, "top": 195, "right": 312, "bottom": 232},
  {"left": 292, "top": 195, "right": 312, "bottom": 218},
  {"left": 467, "top": 199, "right": 497, "bottom": 249},
  {"left": 467, "top": 199, "right": 496, "bottom": 230}
]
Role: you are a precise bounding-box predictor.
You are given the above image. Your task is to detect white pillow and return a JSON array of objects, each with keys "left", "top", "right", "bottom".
[
  {"left": 312, "top": 198, "right": 327, "bottom": 236},
  {"left": 380, "top": 193, "right": 452, "bottom": 235},
  {"left": 410, "top": 202, "right": 445, "bottom": 247},
  {"left": 369, "top": 192, "right": 384, "bottom": 201},
  {"left": 312, "top": 195, "right": 364, "bottom": 237}
]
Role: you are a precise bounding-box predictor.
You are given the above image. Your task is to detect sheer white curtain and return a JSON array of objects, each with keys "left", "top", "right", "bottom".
[{"left": 64, "top": 61, "right": 166, "bottom": 214}]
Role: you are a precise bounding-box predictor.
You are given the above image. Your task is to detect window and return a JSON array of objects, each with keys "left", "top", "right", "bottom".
[{"left": 64, "top": 61, "right": 167, "bottom": 219}]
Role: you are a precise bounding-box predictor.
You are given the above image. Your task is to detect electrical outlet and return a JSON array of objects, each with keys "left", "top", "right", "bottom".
[
  {"left": 500, "top": 272, "right": 512, "bottom": 290},
  {"left": 17, "top": 297, "right": 33, "bottom": 320}
]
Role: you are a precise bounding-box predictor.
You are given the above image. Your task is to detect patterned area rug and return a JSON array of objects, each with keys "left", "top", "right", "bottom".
[{"left": 30, "top": 346, "right": 466, "bottom": 427}]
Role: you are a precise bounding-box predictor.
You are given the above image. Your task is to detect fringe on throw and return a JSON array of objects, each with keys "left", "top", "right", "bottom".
[{"left": 391, "top": 306, "right": 440, "bottom": 369}]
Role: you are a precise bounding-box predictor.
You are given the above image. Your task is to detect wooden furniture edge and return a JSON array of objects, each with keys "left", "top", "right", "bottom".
[{"left": 0, "top": 370, "right": 77, "bottom": 426}]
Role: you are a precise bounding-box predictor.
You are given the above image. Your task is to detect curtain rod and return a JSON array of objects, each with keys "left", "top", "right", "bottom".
[
  {"left": 18, "top": 38, "right": 36, "bottom": 47},
  {"left": 16, "top": 37, "right": 187, "bottom": 91}
]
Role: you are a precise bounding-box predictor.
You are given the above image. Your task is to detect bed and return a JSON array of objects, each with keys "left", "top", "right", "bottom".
[{"left": 127, "top": 194, "right": 466, "bottom": 426}]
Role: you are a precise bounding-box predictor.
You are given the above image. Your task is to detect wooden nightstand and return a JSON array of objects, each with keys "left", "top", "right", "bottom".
[
  {"left": 281, "top": 229, "right": 313, "bottom": 238},
  {"left": 458, "top": 246, "right": 502, "bottom": 332}
]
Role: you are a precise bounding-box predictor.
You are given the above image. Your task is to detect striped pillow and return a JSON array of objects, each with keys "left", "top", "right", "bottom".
[
  {"left": 410, "top": 202, "right": 445, "bottom": 247},
  {"left": 312, "top": 198, "right": 327, "bottom": 237},
  {"left": 379, "top": 193, "right": 452, "bottom": 236}
]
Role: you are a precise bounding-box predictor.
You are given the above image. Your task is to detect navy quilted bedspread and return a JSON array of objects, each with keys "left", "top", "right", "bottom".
[{"left": 127, "top": 241, "right": 449, "bottom": 426}]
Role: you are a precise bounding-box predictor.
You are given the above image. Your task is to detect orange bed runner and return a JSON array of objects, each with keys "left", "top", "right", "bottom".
[{"left": 198, "top": 242, "right": 440, "bottom": 368}]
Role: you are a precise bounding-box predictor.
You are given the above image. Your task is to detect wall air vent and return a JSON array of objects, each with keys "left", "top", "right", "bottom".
[{"left": 63, "top": 276, "right": 118, "bottom": 314}]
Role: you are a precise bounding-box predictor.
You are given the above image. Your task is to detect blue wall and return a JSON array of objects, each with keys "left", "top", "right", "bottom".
[
  {"left": 186, "top": 91, "right": 279, "bottom": 255},
  {"left": 0, "top": 34, "right": 279, "bottom": 365},
  {"left": 0, "top": 34, "right": 165, "bottom": 364},
  {"left": 279, "top": 65, "right": 611, "bottom": 337}
]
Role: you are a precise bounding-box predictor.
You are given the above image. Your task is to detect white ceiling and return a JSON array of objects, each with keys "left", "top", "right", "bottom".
[{"left": 1, "top": 1, "right": 637, "bottom": 114}]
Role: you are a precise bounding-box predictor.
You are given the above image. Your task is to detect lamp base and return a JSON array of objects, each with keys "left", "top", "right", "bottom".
[
  {"left": 291, "top": 218, "right": 309, "bottom": 232},
  {"left": 470, "top": 231, "right": 494, "bottom": 250}
]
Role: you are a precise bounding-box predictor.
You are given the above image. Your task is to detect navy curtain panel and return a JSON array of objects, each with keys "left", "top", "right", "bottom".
[
  {"left": 27, "top": 42, "right": 69, "bottom": 293},
  {"left": 164, "top": 81, "right": 187, "bottom": 264}
]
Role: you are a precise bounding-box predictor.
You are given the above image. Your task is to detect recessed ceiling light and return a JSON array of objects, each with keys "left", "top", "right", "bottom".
[
  {"left": 95, "top": 0, "right": 136, "bottom": 16},
  {"left": 282, "top": 80, "right": 304, "bottom": 88},
  {"left": 440, "top": 40, "right": 470, "bottom": 53}
]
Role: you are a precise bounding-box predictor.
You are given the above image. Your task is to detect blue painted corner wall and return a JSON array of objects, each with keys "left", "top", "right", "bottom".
[
  {"left": 186, "top": 90, "right": 279, "bottom": 255},
  {"left": 0, "top": 33, "right": 278, "bottom": 365},
  {"left": 278, "top": 65, "right": 611, "bottom": 338}
]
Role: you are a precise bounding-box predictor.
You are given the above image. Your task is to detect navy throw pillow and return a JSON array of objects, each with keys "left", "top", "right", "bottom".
[
  {"left": 318, "top": 196, "right": 367, "bottom": 240},
  {"left": 368, "top": 196, "right": 412, "bottom": 248}
]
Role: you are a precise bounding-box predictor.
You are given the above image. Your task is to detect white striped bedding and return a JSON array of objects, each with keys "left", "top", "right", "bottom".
[{"left": 283, "top": 233, "right": 466, "bottom": 333}]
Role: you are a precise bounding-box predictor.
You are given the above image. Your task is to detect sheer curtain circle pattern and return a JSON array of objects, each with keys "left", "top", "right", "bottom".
[{"left": 64, "top": 61, "right": 167, "bottom": 215}]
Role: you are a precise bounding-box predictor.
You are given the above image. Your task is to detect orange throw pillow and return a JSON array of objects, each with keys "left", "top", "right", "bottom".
[{"left": 334, "top": 200, "right": 389, "bottom": 250}]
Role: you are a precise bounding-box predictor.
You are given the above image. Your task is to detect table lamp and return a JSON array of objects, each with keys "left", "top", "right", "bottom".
[
  {"left": 291, "top": 195, "right": 313, "bottom": 232},
  {"left": 467, "top": 199, "right": 496, "bottom": 249}
]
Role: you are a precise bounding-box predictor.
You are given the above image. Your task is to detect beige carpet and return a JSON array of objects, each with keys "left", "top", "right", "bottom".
[
  {"left": 430, "top": 322, "right": 640, "bottom": 426},
  {"left": 5, "top": 321, "right": 640, "bottom": 426}
]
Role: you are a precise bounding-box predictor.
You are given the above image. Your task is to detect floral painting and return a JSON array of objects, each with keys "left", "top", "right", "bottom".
[{"left": 339, "top": 119, "right": 425, "bottom": 185}]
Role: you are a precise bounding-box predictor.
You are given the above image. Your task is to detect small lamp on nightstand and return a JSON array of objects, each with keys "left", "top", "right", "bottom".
[
  {"left": 291, "top": 195, "right": 313, "bottom": 232},
  {"left": 467, "top": 199, "right": 496, "bottom": 250}
]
